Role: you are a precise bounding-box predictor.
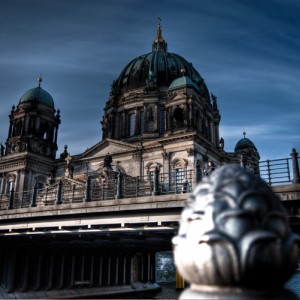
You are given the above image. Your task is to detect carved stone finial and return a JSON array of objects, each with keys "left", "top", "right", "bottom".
[{"left": 173, "top": 164, "right": 299, "bottom": 299}]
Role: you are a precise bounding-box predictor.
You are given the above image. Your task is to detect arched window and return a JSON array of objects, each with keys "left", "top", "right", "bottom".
[
  {"left": 39, "top": 122, "right": 50, "bottom": 140},
  {"left": 15, "top": 120, "right": 23, "bottom": 136},
  {"left": 171, "top": 158, "right": 188, "bottom": 193},
  {"left": 173, "top": 107, "right": 184, "bottom": 129},
  {"left": 145, "top": 162, "right": 162, "bottom": 180}
]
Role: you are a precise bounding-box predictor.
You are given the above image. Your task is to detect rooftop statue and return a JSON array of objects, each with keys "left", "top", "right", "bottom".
[
  {"left": 103, "top": 153, "right": 113, "bottom": 168},
  {"left": 173, "top": 164, "right": 299, "bottom": 299}
]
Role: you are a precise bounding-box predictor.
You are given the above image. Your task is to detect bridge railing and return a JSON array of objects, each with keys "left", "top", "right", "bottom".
[
  {"left": 1, "top": 148, "right": 299, "bottom": 210},
  {"left": 0, "top": 168, "right": 198, "bottom": 210},
  {"left": 259, "top": 148, "right": 300, "bottom": 186}
]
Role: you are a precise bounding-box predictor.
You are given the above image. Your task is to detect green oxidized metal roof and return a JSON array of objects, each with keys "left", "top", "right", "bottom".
[
  {"left": 234, "top": 137, "right": 257, "bottom": 152},
  {"left": 168, "top": 75, "right": 199, "bottom": 91},
  {"left": 19, "top": 86, "right": 54, "bottom": 109}
]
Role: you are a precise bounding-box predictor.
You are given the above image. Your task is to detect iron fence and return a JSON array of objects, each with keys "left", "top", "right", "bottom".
[
  {"left": 259, "top": 155, "right": 299, "bottom": 186},
  {"left": 1, "top": 149, "right": 299, "bottom": 210},
  {"left": 0, "top": 169, "right": 197, "bottom": 210}
]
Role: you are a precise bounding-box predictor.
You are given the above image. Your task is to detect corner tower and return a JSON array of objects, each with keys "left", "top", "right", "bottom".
[
  {"left": 0, "top": 78, "right": 60, "bottom": 194},
  {"left": 6, "top": 77, "right": 60, "bottom": 159}
]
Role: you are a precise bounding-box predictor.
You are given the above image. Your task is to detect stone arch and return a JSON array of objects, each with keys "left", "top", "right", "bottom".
[
  {"left": 171, "top": 158, "right": 188, "bottom": 170},
  {"left": 145, "top": 162, "right": 163, "bottom": 174}
]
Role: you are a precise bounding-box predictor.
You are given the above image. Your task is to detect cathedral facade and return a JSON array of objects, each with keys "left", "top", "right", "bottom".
[{"left": 0, "top": 21, "right": 260, "bottom": 199}]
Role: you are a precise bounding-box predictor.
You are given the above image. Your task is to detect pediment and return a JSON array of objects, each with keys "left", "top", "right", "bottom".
[{"left": 78, "top": 138, "right": 140, "bottom": 159}]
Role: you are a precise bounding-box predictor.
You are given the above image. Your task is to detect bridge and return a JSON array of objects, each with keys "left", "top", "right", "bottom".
[{"left": 0, "top": 149, "right": 298, "bottom": 298}]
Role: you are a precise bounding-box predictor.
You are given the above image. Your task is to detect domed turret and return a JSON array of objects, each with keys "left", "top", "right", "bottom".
[
  {"left": 19, "top": 77, "right": 54, "bottom": 109},
  {"left": 5, "top": 77, "right": 60, "bottom": 158},
  {"left": 168, "top": 73, "right": 199, "bottom": 92},
  {"left": 235, "top": 132, "right": 259, "bottom": 154},
  {"left": 234, "top": 132, "right": 260, "bottom": 173}
]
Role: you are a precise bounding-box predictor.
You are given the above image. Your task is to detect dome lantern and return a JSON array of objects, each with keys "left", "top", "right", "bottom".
[{"left": 152, "top": 16, "right": 167, "bottom": 52}]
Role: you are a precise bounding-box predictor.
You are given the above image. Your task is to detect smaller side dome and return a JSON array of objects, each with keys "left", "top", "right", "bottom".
[
  {"left": 19, "top": 87, "right": 54, "bottom": 109},
  {"left": 235, "top": 137, "right": 257, "bottom": 152},
  {"left": 19, "top": 78, "right": 54, "bottom": 109},
  {"left": 168, "top": 75, "right": 199, "bottom": 92},
  {"left": 234, "top": 132, "right": 260, "bottom": 159}
]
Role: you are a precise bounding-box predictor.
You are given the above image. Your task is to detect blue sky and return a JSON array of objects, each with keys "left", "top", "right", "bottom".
[{"left": 0, "top": 0, "right": 299, "bottom": 160}]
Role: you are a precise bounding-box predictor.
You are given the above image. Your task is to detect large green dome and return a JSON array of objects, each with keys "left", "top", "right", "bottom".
[
  {"left": 111, "top": 22, "right": 209, "bottom": 98},
  {"left": 19, "top": 86, "right": 54, "bottom": 109}
]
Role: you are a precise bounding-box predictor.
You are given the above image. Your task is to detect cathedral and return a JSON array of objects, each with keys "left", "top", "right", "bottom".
[{"left": 0, "top": 20, "right": 260, "bottom": 198}]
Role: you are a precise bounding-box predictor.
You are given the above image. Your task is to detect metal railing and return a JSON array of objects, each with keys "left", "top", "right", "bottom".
[
  {"left": 0, "top": 169, "right": 198, "bottom": 210},
  {"left": 259, "top": 148, "right": 299, "bottom": 186},
  {"left": 259, "top": 158, "right": 292, "bottom": 185},
  {"left": 1, "top": 148, "right": 299, "bottom": 210}
]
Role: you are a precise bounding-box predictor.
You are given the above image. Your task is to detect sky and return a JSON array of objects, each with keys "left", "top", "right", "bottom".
[{"left": 0, "top": 0, "right": 299, "bottom": 161}]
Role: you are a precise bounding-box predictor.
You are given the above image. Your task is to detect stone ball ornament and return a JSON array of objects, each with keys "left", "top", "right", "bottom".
[{"left": 173, "top": 164, "right": 300, "bottom": 299}]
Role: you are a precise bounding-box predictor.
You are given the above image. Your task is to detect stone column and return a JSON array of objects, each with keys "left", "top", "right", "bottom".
[
  {"left": 135, "top": 108, "right": 138, "bottom": 135},
  {"left": 70, "top": 254, "right": 76, "bottom": 288},
  {"left": 116, "top": 172, "right": 123, "bottom": 199},
  {"left": 125, "top": 255, "right": 132, "bottom": 284},
  {"left": 99, "top": 257, "right": 103, "bottom": 286},
  {"left": 46, "top": 254, "right": 54, "bottom": 290},
  {"left": 20, "top": 254, "right": 30, "bottom": 291},
  {"left": 213, "top": 121, "right": 220, "bottom": 147},
  {"left": 84, "top": 176, "right": 91, "bottom": 202},
  {"left": 8, "top": 187, "right": 14, "bottom": 209},
  {"left": 90, "top": 255, "right": 94, "bottom": 286},
  {"left": 147, "top": 252, "right": 151, "bottom": 282},
  {"left": 115, "top": 256, "right": 119, "bottom": 285},
  {"left": 122, "top": 257, "right": 127, "bottom": 285},
  {"left": 56, "top": 180, "right": 63, "bottom": 205},
  {"left": 33, "top": 253, "right": 42, "bottom": 290},
  {"left": 291, "top": 148, "right": 300, "bottom": 184},
  {"left": 152, "top": 167, "right": 160, "bottom": 196},
  {"left": 58, "top": 255, "right": 65, "bottom": 289},
  {"left": 30, "top": 184, "right": 37, "bottom": 207},
  {"left": 107, "top": 256, "right": 111, "bottom": 285},
  {"left": 5, "top": 250, "right": 16, "bottom": 293}
]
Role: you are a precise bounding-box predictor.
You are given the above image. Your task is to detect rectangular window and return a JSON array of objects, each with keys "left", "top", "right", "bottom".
[
  {"left": 159, "top": 110, "right": 165, "bottom": 134},
  {"left": 175, "top": 168, "right": 184, "bottom": 185},
  {"left": 129, "top": 113, "right": 135, "bottom": 136},
  {"left": 140, "top": 111, "right": 145, "bottom": 134},
  {"left": 149, "top": 171, "right": 154, "bottom": 182},
  {"left": 175, "top": 168, "right": 184, "bottom": 193}
]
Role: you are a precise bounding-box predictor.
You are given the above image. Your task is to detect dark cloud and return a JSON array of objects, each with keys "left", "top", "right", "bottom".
[{"left": 0, "top": 0, "right": 299, "bottom": 160}]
